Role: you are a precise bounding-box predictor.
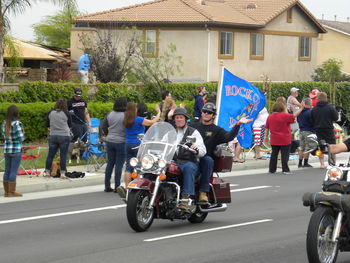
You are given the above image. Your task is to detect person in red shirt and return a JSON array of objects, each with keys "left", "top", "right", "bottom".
[
  {"left": 309, "top": 89, "right": 320, "bottom": 107},
  {"left": 264, "top": 101, "right": 304, "bottom": 174}
]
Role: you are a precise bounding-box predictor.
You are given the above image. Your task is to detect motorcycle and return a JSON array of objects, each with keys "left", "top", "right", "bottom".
[
  {"left": 303, "top": 135, "right": 350, "bottom": 263},
  {"left": 125, "top": 122, "right": 231, "bottom": 232}
]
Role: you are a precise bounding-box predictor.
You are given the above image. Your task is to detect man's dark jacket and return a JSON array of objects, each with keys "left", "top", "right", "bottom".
[
  {"left": 190, "top": 121, "right": 240, "bottom": 158},
  {"left": 311, "top": 101, "right": 338, "bottom": 130}
]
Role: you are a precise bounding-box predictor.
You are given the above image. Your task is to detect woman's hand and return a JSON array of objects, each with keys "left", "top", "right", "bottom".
[{"left": 239, "top": 117, "right": 253, "bottom": 124}]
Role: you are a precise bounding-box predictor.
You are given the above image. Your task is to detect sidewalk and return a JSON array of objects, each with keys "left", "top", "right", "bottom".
[{"left": 1, "top": 152, "right": 349, "bottom": 195}]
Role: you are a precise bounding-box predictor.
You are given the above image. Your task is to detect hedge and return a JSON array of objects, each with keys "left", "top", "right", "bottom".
[{"left": 0, "top": 100, "right": 194, "bottom": 141}]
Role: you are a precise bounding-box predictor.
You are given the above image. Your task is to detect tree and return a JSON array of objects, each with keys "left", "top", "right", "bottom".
[
  {"left": 79, "top": 29, "right": 138, "bottom": 83},
  {"left": 311, "top": 58, "right": 347, "bottom": 104},
  {"left": 0, "top": 0, "right": 77, "bottom": 82},
  {"left": 131, "top": 42, "right": 183, "bottom": 92},
  {"left": 33, "top": 5, "right": 81, "bottom": 48}
]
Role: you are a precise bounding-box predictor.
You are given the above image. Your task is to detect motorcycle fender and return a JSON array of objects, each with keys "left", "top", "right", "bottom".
[{"left": 127, "top": 178, "right": 154, "bottom": 191}]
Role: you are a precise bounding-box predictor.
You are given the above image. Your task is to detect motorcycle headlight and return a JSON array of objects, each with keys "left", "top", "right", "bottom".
[
  {"left": 158, "top": 159, "right": 167, "bottom": 168},
  {"left": 129, "top": 157, "right": 138, "bottom": 167},
  {"left": 326, "top": 167, "right": 343, "bottom": 181},
  {"left": 141, "top": 154, "right": 154, "bottom": 170}
]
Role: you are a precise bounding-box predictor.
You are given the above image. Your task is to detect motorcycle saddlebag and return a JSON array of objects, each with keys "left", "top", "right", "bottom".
[
  {"left": 213, "top": 153, "right": 233, "bottom": 173},
  {"left": 210, "top": 177, "right": 231, "bottom": 203},
  {"left": 213, "top": 144, "right": 233, "bottom": 173}
]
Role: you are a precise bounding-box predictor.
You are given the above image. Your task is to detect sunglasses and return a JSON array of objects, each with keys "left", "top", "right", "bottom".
[{"left": 202, "top": 110, "right": 213, "bottom": 115}]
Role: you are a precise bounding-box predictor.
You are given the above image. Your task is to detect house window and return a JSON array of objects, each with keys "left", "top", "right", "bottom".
[
  {"left": 219, "top": 31, "right": 233, "bottom": 59},
  {"left": 299, "top": 36, "right": 311, "bottom": 61},
  {"left": 144, "top": 30, "right": 158, "bottom": 57},
  {"left": 287, "top": 9, "right": 292, "bottom": 23},
  {"left": 250, "top": 33, "right": 264, "bottom": 60}
]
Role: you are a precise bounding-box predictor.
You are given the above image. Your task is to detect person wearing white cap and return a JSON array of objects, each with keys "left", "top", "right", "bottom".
[{"left": 287, "top": 87, "right": 302, "bottom": 113}]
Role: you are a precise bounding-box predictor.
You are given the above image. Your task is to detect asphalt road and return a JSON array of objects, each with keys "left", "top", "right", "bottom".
[{"left": 1, "top": 167, "right": 350, "bottom": 263}]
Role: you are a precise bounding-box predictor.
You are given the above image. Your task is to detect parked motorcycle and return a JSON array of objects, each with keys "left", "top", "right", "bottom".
[
  {"left": 303, "top": 135, "right": 350, "bottom": 263},
  {"left": 125, "top": 122, "right": 231, "bottom": 232}
]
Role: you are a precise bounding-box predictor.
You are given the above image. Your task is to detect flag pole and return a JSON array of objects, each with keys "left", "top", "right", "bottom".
[{"left": 214, "top": 60, "right": 224, "bottom": 125}]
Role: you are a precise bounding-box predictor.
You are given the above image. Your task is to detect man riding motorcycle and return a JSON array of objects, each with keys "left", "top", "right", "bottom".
[
  {"left": 190, "top": 102, "right": 252, "bottom": 203},
  {"left": 172, "top": 107, "right": 206, "bottom": 211}
]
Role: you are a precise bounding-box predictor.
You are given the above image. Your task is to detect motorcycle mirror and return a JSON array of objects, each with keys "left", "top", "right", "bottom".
[
  {"left": 186, "top": 136, "right": 196, "bottom": 144},
  {"left": 137, "top": 134, "right": 145, "bottom": 141}
]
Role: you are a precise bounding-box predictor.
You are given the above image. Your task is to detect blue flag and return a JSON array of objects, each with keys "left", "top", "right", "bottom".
[{"left": 216, "top": 68, "right": 266, "bottom": 148}]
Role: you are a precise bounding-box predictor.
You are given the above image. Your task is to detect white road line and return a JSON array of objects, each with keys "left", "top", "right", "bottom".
[
  {"left": 144, "top": 219, "right": 273, "bottom": 242},
  {"left": 230, "top": 186, "right": 272, "bottom": 192},
  {"left": 0, "top": 204, "right": 126, "bottom": 225}
]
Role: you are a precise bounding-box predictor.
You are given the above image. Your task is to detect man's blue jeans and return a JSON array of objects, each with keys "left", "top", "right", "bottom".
[
  {"left": 4, "top": 152, "right": 22, "bottom": 182},
  {"left": 178, "top": 161, "right": 199, "bottom": 196},
  {"left": 199, "top": 155, "right": 214, "bottom": 192},
  {"left": 105, "top": 141, "right": 125, "bottom": 189}
]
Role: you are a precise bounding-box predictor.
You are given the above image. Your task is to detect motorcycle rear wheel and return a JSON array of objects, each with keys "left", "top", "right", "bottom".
[
  {"left": 127, "top": 190, "right": 154, "bottom": 232},
  {"left": 306, "top": 206, "right": 339, "bottom": 263},
  {"left": 188, "top": 208, "right": 208, "bottom": 224}
]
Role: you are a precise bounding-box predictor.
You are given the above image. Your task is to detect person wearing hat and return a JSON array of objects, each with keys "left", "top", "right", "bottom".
[
  {"left": 67, "top": 88, "right": 91, "bottom": 144},
  {"left": 309, "top": 89, "right": 320, "bottom": 107},
  {"left": 190, "top": 103, "right": 252, "bottom": 203},
  {"left": 172, "top": 107, "right": 206, "bottom": 211},
  {"left": 287, "top": 87, "right": 302, "bottom": 113}
]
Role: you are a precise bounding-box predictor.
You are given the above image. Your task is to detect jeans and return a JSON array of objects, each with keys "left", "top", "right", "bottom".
[
  {"left": 71, "top": 123, "right": 88, "bottom": 143},
  {"left": 125, "top": 143, "right": 140, "bottom": 173},
  {"left": 4, "top": 152, "right": 22, "bottom": 182},
  {"left": 105, "top": 141, "right": 125, "bottom": 189},
  {"left": 269, "top": 144, "right": 291, "bottom": 173},
  {"left": 178, "top": 161, "right": 199, "bottom": 196},
  {"left": 199, "top": 156, "right": 214, "bottom": 192},
  {"left": 45, "top": 135, "right": 70, "bottom": 174}
]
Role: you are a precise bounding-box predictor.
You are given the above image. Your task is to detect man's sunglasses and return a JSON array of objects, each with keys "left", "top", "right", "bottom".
[{"left": 202, "top": 110, "right": 214, "bottom": 114}]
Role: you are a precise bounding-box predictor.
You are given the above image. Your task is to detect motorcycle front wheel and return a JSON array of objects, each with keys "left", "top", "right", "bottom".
[
  {"left": 306, "top": 206, "right": 339, "bottom": 263},
  {"left": 127, "top": 190, "right": 154, "bottom": 232}
]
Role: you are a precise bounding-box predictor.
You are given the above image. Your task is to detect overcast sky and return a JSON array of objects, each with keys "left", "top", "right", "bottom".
[{"left": 9, "top": 0, "right": 350, "bottom": 41}]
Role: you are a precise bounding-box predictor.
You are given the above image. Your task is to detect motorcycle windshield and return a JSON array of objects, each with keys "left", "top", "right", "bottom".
[{"left": 137, "top": 122, "right": 177, "bottom": 163}]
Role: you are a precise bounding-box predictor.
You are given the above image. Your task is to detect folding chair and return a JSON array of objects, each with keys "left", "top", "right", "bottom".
[
  {"left": 82, "top": 118, "right": 107, "bottom": 172},
  {"left": 18, "top": 146, "right": 41, "bottom": 177}
]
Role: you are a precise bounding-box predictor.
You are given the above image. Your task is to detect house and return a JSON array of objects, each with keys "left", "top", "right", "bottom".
[
  {"left": 71, "top": 0, "right": 326, "bottom": 82},
  {"left": 318, "top": 20, "right": 350, "bottom": 75},
  {"left": 4, "top": 38, "right": 70, "bottom": 81}
]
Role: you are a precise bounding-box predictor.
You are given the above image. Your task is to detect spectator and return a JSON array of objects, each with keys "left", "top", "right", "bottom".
[
  {"left": 44, "top": 98, "right": 72, "bottom": 179},
  {"left": 77, "top": 50, "right": 91, "bottom": 84},
  {"left": 116, "top": 102, "right": 161, "bottom": 198},
  {"left": 159, "top": 90, "right": 172, "bottom": 113},
  {"left": 193, "top": 85, "right": 206, "bottom": 120},
  {"left": 276, "top": 96, "right": 287, "bottom": 107},
  {"left": 160, "top": 97, "right": 176, "bottom": 123},
  {"left": 207, "top": 92, "right": 217, "bottom": 104},
  {"left": 253, "top": 107, "right": 269, "bottom": 159},
  {"left": 102, "top": 97, "right": 127, "bottom": 193},
  {"left": 297, "top": 98, "right": 315, "bottom": 168},
  {"left": 67, "top": 88, "right": 91, "bottom": 145},
  {"left": 311, "top": 92, "right": 338, "bottom": 169},
  {"left": 309, "top": 89, "right": 320, "bottom": 107},
  {"left": 1, "top": 105, "right": 25, "bottom": 197},
  {"left": 264, "top": 101, "right": 304, "bottom": 174},
  {"left": 287, "top": 87, "right": 302, "bottom": 113}
]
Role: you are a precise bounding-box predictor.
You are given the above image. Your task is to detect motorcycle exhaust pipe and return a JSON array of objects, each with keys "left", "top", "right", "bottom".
[{"left": 198, "top": 203, "right": 227, "bottom": 213}]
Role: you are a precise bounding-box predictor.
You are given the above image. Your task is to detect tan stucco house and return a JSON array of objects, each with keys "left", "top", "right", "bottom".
[
  {"left": 318, "top": 20, "right": 350, "bottom": 75},
  {"left": 71, "top": 0, "right": 326, "bottom": 82}
]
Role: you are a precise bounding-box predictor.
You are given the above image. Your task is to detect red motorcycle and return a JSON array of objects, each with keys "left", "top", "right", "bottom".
[{"left": 125, "top": 122, "right": 232, "bottom": 232}]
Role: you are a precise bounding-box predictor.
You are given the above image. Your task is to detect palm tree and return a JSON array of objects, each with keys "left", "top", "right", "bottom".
[{"left": 0, "top": 0, "right": 77, "bottom": 83}]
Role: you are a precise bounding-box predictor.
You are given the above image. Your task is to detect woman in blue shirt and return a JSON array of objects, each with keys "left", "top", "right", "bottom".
[{"left": 116, "top": 102, "right": 160, "bottom": 198}]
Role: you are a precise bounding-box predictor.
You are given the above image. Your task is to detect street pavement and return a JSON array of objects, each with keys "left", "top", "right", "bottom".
[
  {"left": 2, "top": 164, "right": 350, "bottom": 263},
  {"left": 1, "top": 151, "right": 349, "bottom": 195}
]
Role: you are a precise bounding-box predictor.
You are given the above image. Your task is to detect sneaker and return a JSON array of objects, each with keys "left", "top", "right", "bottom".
[
  {"left": 104, "top": 187, "right": 113, "bottom": 192},
  {"left": 116, "top": 186, "right": 126, "bottom": 198},
  {"left": 303, "top": 164, "right": 313, "bottom": 168},
  {"left": 283, "top": 171, "right": 293, "bottom": 175}
]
